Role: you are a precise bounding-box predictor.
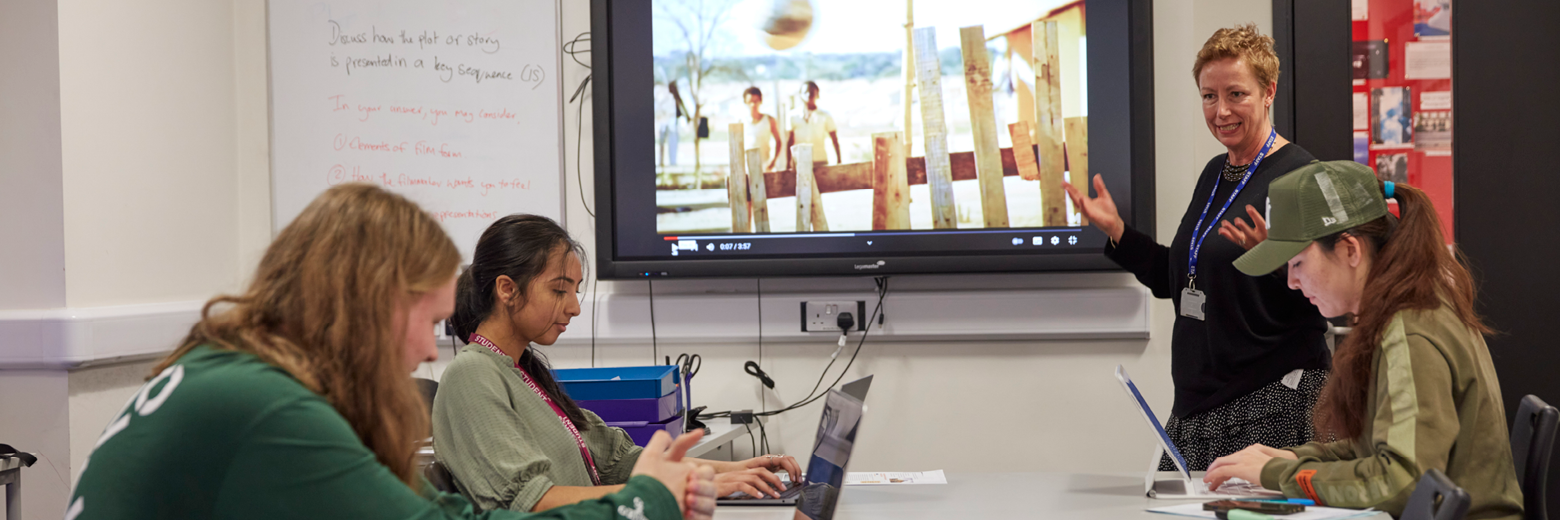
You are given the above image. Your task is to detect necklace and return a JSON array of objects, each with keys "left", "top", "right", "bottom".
[{"left": 1221, "top": 161, "right": 1251, "bottom": 182}]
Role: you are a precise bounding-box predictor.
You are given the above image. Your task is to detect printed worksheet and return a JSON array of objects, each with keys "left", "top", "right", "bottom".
[{"left": 844, "top": 470, "right": 947, "bottom": 485}]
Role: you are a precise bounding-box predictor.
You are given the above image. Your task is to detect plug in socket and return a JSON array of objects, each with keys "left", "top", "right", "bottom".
[{"left": 800, "top": 301, "right": 867, "bottom": 332}]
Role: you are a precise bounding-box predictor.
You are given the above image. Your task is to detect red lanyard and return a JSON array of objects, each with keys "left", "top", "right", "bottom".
[{"left": 469, "top": 333, "right": 602, "bottom": 485}]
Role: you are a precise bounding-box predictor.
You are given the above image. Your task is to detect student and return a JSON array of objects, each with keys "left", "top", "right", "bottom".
[
  {"left": 742, "top": 86, "right": 783, "bottom": 172},
  {"left": 67, "top": 184, "right": 716, "bottom": 520},
  {"left": 434, "top": 215, "right": 802, "bottom": 513},
  {"left": 1204, "top": 162, "right": 1523, "bottom": 519},
  {"left": 785, "top": 81, "right": 840, "bottom": 167}
]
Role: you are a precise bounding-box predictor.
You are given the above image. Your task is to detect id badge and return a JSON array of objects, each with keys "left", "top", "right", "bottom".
[{"left": 1179, "top": 288, "right": 1207, "bottom": 321}]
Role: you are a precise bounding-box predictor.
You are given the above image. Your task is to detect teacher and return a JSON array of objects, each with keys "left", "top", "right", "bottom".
[{"left": 1066, "top": 24, "right": 1330, "bottom": 471}]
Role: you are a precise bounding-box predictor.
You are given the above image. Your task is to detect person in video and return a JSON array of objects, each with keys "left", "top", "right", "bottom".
[
  {"left": 743, "top": 86, "right": 784, "bottom": 172},
  {"left": 786, "top": 81, "right": 841, "bottom": 167},
  {"left": 1204, "top": 162, "right": 1522, "bottom": 520},
  {"left": 433, "top": 215, "right": 803, "bottom": 514},
  {"left": 67, "top": 184, "right": 716, "bottom": 520},
  {"left": 1065, "top": 24, "right": 1331, "bottom": 472}
]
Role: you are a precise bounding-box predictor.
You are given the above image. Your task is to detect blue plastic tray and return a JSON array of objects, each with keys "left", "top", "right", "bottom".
[{"left": 553, "top": 365, "right": 678, "bottom": 401}]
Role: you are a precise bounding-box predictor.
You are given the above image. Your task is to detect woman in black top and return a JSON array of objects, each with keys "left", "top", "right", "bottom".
[{"left": 1065, "top": 24, "right": 1330, "bottom": 471}]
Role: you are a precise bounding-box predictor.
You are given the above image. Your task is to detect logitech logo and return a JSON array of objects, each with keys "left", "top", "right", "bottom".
[{"left": 854, "top": 260, "right": 887, "bottom": 270}]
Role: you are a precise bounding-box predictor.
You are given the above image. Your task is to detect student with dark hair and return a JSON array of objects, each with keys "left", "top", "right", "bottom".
[
  {"left": 67, "top": 184, "right": 716, "bottom": 520},
  {"left": 742, "top": 86, "right": 782, "bottom": 172},
  {"left": 433, "top": 215, "right": 801, "bottom": 514},
  {"left": 785, "top": 80, "right": 840, "bottom": 167},
  {"left": 1203, "top": 162, "right": 1523, "bottom": 519}
]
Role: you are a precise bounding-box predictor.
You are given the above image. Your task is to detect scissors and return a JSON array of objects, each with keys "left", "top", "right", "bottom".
[{"left": 668, "top": 353, "right": 701, "bottom": 414}]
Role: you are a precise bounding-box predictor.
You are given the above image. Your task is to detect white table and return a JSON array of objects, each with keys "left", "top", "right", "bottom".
[
  {"left": 687, "top": 419, "right": 764, "bottom": 459},
  {"left": 711, "top": 471, "right": 1390, "bottom": 519},
  {"left": 0, "top": 457, "right": 21, "bottom": 520}
]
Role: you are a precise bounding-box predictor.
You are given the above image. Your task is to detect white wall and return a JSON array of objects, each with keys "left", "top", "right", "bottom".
[
  {"left": 0, "top": 0, "right": 1271, "bottom": 517},
  {"left": 0, "top": 0, "right": 66, "bottom": 311}
]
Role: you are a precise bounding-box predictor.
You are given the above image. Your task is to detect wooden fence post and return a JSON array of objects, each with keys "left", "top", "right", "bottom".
[
  {"left": 872, "top": 132, "right": 911, "bottom": 229},
  {"left": 1065, "top": 117, "right": 1090, "bottom": 226},
  {"left": 913, "top": 27, "right": 958, "bottom": 229},
  {"left": 809, "top": 179, "right": 830, "bottom": 231},
  {"left": 746, "top": 149, "right": 770, "bottom": 232},
  {"left": 727, "top": 123, "right": 751, "bottom": 233},
  {"left": 1008, "top": 122, "right": 1041, "bottom": 181},
  {"left": 961, "top": 25, "right": 1010, "bottom": 228},
  {"left": 1033, "top": 21, "right": 1068, "bottom": 227},
  {"left": 793, "top": 144, "right": 814, "bottom": 232}
]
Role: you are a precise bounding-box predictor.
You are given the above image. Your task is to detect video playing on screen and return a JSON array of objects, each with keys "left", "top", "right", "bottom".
[{"left": 651, "top": 0, "right": 1092, "bottom": 237}]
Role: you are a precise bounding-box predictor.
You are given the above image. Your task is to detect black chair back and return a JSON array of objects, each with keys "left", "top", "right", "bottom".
[
  {"left": 423, "top": 460, "right": 480, "bottom": 513},
  {"left": 414, "top": 378, "right": 439, "bottom": 417},
  {"left": 1513, "top": 395, "right": 1558, "bottom": 520},
  {"left": 1402, "top": 469, "right": 1471, "bottom": 520}
]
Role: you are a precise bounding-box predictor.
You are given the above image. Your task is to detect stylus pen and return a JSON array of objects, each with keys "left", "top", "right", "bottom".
[{"left": 1245, "top": 498, "right": 1316, "bottom": 506}]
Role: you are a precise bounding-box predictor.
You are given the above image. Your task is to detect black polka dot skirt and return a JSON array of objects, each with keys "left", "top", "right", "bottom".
[{"left": 1158, "top": 369, "right": 1331, "bottom": 472}]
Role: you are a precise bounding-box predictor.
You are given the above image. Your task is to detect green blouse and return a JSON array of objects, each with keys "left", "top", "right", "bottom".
[{"left": 433, "top": 345, "right": 645, "bottom": 512}]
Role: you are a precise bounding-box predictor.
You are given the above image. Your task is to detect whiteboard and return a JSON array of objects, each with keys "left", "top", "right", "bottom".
[{"left": 268, "top": 0, "right": 563, "bottom": 259}]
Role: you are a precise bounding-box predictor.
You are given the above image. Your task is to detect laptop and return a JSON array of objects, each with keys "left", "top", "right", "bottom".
[
  {"left": 1114, "top": 365, "right": 1281, "bottom": 499},
  {"left": 718, "top": 375, "right": 871, "bottom": 511}
]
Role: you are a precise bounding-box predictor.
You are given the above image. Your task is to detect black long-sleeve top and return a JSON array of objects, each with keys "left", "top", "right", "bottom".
[{"left": 1107, "top": 144, "right": 1330, "bottom": 418}]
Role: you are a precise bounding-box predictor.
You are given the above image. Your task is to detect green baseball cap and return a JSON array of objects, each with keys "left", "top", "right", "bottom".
[{"left": 1234, "top": 160, "right": 1389, "bottom": 276}]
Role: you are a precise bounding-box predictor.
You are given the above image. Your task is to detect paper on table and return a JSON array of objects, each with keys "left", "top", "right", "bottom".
[
  {"left": 845, "top": 470, "right": 947, "bottom": 485},
  {"left": 1148, "top": 502, "right": 1378, "bottom": 520}
]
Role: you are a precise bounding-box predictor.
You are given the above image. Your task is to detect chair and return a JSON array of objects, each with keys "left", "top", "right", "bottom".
[
  {"left": 423, "top": 460, "right": 480, "bottom": 513},
  {"left": 1512, "top": 395, "right": 1559, "bottom": 520},
  {"left": 1401, "top": 469, "right": 1470, "bottom": 520},
  {"left": 415, "top": 378, "right": 439, "bottom": 418}
]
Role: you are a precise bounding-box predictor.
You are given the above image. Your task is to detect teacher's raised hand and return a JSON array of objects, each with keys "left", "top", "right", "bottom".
[
  {"left": 1063, "top": 174, "right": 1124, "bottom": 241},
  {"left": 1216, "top": 204, "right": 1268, "bottom": 250}
]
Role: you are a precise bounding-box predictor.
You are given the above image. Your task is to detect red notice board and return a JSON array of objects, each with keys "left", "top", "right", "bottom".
[{"left": 1351, "top": 0, "right": 1453, "bottom": 242}]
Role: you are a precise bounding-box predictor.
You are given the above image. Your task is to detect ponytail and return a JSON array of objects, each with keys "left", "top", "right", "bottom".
[{"left": 1312, "top": 181, "right": 1488, "bottom": 439}]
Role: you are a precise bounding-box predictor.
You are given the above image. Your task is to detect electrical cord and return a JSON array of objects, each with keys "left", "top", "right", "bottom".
[
  {"left": 756, "top": 276, "right": 887, "bottom": 417},
  {"left": 563, "top": 31, "right": 594, "bottom": 218},
  {"left": 701, "top": 276, "right": 890, "bottom": 421},
  {"left": 648, "top": 278, "right": 659, "bottom": 364}
]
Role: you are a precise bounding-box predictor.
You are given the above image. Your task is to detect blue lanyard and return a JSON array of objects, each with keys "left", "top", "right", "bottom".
[{"left": 1188, "top": 127, "right": 1277, "bottom": 284}]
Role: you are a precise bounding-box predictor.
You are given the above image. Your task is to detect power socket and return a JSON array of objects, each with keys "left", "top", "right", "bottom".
[{"left": 800, "top": 301, "right": 867, "bottom": 332}]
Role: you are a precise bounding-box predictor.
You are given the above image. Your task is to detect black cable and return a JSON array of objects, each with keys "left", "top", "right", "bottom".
[
  {"left": 590, "top": 274, "right": 600, "bottom": 367},
  {"left": 648, "top": 278, "right": 658, "bottom": 364},
  {"left": 751, "top": 279, "right": 758, "bottom": 412},
  {"left": 756, "top": 276, "right": 888, "bottom": 418},
  {"left": 698, "top": 276, "right": 891, "bottom": 422},
  {"left": 562, "top": 31, "right": 593, "bottom": 218},
  {"left": 756, "top": 413, "right": 770, "bottom": 455},
  {"left": 742, "top": 420, "right": 756, "bottom": 459}
]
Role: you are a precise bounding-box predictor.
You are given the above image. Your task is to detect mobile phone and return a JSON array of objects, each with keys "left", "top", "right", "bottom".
[{"left": 1202, "top": 499, "right": 1306, "bottom": 515}]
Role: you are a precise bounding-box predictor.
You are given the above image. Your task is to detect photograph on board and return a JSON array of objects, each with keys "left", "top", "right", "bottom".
[
  {"left": 1371, "top": 86, "right": 1414, "bottom": 148},
  {"left": 652, "top": 0, "right": 1091, "bottom": 235}
]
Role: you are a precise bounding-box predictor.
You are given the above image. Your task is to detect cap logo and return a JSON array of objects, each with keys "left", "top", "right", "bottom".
[
  {"left": 1314, "top": 172, "right": 1351, "bottom": 225},
  {"left": 1322, "top": 216, "right": 1338, "bottom": 226}
]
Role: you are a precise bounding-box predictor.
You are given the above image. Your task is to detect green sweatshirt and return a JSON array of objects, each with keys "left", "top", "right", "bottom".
[
  {"left": 67, "top": 345, "right": 678, "bottom": 520},
  {"left": 432, "top": 345, "right": 644, "bottom": 512},
  {"left": 1260, "top": 303, "right": 1523, "bottom": 519}
]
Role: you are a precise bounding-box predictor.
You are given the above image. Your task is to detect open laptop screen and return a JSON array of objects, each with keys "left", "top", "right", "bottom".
[
  {"left": 793, "top": 388, "right": 865, "bottom": 520},
  {"left": 1115, "top": 365, "right": 1192, "bottom": 479}
]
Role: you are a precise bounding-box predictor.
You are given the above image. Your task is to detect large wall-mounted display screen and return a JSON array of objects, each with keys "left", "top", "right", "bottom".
[{"left": 593, "top": 0, "right": 1154, "bottom": 278}]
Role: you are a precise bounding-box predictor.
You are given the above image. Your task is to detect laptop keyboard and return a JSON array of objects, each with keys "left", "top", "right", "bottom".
[{"left": 724, "top": 483, "right": 805, "bottom": 500}]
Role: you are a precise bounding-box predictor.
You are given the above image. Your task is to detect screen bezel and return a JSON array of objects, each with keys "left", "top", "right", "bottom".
[{"left": 592, "top": 0, "right": 1156, "bottom": 279}]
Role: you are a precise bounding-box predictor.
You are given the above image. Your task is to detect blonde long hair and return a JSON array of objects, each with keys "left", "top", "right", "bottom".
[{"left": 152, "top": 183, "right": 461, "bottom": 488}]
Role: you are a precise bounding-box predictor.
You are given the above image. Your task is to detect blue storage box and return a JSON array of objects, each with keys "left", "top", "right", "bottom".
[
  {"left": 577, "top": 388, "right": 682, "bottom": 423},
  {"left": 607, "top": 413, "right": 685, "bottom": 446},
  {"left": 553, "top": 365, "right": 678, "bottom": 401}
]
